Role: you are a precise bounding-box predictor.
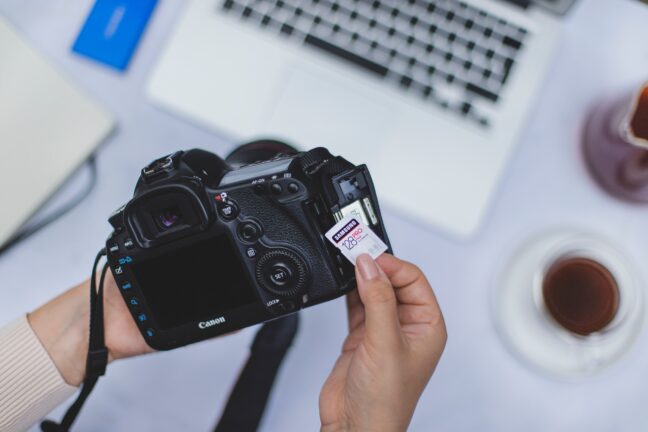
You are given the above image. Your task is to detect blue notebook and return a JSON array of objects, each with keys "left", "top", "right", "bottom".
[{"left": 72, "top": 0, "right": 158, "bottom": 71}]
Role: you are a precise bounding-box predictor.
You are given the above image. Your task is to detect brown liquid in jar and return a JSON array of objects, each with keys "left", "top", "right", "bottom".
[{"left": 630, "top": 86, "right": 648, "bottom": 141}]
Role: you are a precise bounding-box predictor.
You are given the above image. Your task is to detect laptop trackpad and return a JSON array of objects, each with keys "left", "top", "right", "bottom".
[{"left": 262, "top": 66, "right": 394, "bottom": 163}]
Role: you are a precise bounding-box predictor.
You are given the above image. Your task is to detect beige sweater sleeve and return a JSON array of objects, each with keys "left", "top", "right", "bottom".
[{"left": 0, "top": 316, "right": 76, "bottom": 432}]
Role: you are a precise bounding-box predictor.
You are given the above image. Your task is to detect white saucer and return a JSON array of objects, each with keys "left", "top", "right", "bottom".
[{"left": 492, "top": 230, "right": 644, "bottom": 377}]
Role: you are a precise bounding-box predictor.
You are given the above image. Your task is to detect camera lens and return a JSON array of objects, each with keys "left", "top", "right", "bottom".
[{"left": 157, "top": 207, "right": 182, "bottom": 230}]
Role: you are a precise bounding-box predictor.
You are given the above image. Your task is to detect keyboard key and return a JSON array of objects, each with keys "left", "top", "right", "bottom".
[
  {"left": 502, "top": 36, "right": 522, "bottom": 50},
  {"left": 466, "top": 82, "right": 499, "bottom": 102},
  {"left": 502, "top": 57, "right": 515, "bottom": 84},
  {"left": 461, "top": 102, "right": 472, "bottom": 115},
  {"left": 304, "top": 34, "right": 389, "bottom": 77}
]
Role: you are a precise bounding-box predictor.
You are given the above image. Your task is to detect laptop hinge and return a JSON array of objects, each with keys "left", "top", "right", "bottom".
[{"left": 499, "top": 0, "right": 532, "bottom": 10}]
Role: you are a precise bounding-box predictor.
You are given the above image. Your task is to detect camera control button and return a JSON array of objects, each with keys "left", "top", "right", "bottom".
[
  {"left": 218, "top": 201, "right": 239, "bottom": 220},
  {"left": 269, "top": 263, "right": 292, "bottom": 287},
  {"left": 287, "top": 182, "right": 299, "bottom": 193},
  {"left": 124, "top": 238, "right": 134, "bottom": 249},
  {"left": 270, "top": 183, "right": 283, "bottom": 195},
  {"left": 129, "top": 297, "right": 140, "bottom": 307},
  {"left": 269, "top": 303, "right": 285, "bottom": 314},
  {"left": 268, "top": 301, "right": 296, "bottom": 315},
  {"left": 238, "top": 221, "right": 262, "bottom": 243},
  {"left": 108, "top": 243, "right": 119, "bottom": 254},
  {"left": 246, "top": 247, "right": 257, "bottom": 258}
]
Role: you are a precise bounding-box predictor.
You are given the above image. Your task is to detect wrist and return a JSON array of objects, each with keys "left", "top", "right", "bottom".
[
  {"left": 321, "top": 422, "right": 350, "bottom": 432},
  {"left": 28, "top": 281, "right": 92, "bottom": 387},
  {"left": 321, "top": 420, "right": 404, "bottom": 432}
]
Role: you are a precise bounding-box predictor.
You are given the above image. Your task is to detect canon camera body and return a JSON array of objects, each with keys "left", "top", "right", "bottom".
[{"left": 106, "top": 147, "right": 390, "bottom": 350}]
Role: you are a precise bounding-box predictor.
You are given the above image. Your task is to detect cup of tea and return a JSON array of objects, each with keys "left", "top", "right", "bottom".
[
  {"left": 493, "top": 230, "right": 643, "bottom": 376},
  {"left": 541, "top": 256, "right": 619, "bottom": 337}
]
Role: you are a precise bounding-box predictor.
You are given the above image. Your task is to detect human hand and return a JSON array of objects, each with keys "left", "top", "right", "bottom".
[
  {"left": 319, "top": 254, "right": 447, "bottom": 432},
  {"left": 28, "top": 272, "right": 153, "bottom": 387}
]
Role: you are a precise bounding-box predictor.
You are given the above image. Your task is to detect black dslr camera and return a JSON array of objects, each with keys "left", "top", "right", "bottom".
[{"left": 106, "top": 146, "right": 391, "bottom": 350}]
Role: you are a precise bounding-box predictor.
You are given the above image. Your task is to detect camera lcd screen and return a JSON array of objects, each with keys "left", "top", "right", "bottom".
[{"left": 131, "top": 235, "right": 256, "bottom": 330}]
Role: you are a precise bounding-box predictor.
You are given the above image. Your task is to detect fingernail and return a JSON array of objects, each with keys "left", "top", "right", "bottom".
[{"left": 357, "top": 254, "right": 379, "bottom": 280}]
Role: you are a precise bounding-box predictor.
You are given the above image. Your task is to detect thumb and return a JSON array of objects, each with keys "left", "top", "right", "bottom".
[{"left": 355, "top": 254, "right": 401, "bottom": 347}]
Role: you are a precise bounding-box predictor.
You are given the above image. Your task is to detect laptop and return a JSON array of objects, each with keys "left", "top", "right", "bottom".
[
  {"left": 0, "top": 16, "right": 114, "bottom": 247},
  {"left": 147, "top": 0, "right": 576, "bottom": 238}
]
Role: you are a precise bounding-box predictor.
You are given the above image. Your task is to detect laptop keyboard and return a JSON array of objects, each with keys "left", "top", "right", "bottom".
[{"left": 220, "top": 0, "right": 529, "bottom": 129}]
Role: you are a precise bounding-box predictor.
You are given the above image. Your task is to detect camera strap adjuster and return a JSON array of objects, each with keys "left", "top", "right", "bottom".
[{"left": 85, "top": 347, "right": 108, "bottom": 378}]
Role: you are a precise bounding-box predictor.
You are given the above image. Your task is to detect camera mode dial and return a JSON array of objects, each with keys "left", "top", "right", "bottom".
[{"left": 255, "top": 249, "right": 308, "bottom": 297}]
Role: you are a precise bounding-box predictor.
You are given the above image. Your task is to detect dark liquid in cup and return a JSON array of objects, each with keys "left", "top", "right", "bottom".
[{"left": 542, "top": 257, "right": 619, "bottom": 336}]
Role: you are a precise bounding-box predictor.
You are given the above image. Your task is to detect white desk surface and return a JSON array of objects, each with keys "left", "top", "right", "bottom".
[{"left": 2, "top": 0, "right": 648, "bottom": 431}]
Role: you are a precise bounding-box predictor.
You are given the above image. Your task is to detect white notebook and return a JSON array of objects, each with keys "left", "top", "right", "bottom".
[{"left": 0, "top": 16, "right": 114, "bottom": 246}]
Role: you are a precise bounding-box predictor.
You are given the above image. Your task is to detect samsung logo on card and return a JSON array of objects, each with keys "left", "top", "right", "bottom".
[{"left": 332, "top": 219, "right": 359, "bottom": 243}]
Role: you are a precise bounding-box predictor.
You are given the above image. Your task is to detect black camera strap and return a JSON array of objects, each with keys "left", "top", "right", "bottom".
[
  {"left": 214, "top": 314, "right": 299, "bottom": 432},
  {"left": 41, "top": 249, "right": 109, "bottom": 432}
]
